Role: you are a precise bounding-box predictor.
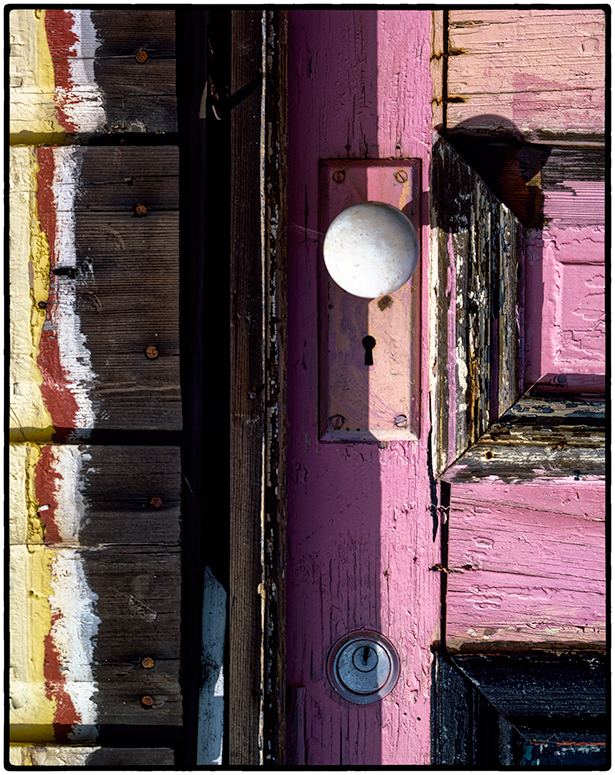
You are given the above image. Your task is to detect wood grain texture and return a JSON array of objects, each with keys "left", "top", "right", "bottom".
[
  {"left": 228, "top": 9, "right": 264, "bottom": 766},
  {"left": 431, "top": 136, "right": 521, "bottom": 477},
  {"left": 262, "top": 9, "right": 289, "bottom": 765},
  {"left": 71, "top": 146, "right": 180, "bottom": 212},
  {"left": 441, "top": 397, "right": 605, "bottom": 483},
  {"left": 446, "top": 9, "right": 606, "bottom": 139},
  {"left": 446, "top": 481, "right": 605, "bottom": 650},
  {"left": 9, "top": 746, "right": 175, "bottom": 766},
  {"left": 31, "top": 442, "right": 182, "bottom": 731},
  {"left": 36, "top": 445, "right": 181, "bottom": 547},
  {"left": 41, "top": 10, "right": 177, "bottom": 135},
  {"left": 287, "top": 10, "right": 440, "bottom": 765},
  {"left": 34, "top": 146, "right": 181, "bottom": 437},
  {"left": 89, "top": 10, "right": 176, "bottom": 57}
]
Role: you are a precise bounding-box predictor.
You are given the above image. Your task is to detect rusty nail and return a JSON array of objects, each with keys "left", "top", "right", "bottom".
[
  {"left": 329, "top": 414, "right": 345, "bottom": 430},
  {"left": 38, "top": 301, "right": 48, "bottom": 309},
  {"left": 332, "top": 170, "right": 346, "bottom": 184},
  {"left": 141, "top": 657, "right": 155, "bottom": 669},
  {"left": 394, "top": 414, "right": 408, "bottom": 428},
  {"left": 141, "top": 695, "right": 154, "bottom": 707},
  {"left": 149, "top": 496, "right": 163, "bottom": 508},
  {"left": 135, "top": 49, "right": 149, "bottom": 64},
  {"left": 135, "top": 203, "right": 148, "bottom": 217},
  {"left": 395, "top": 169, "right": 408, "bottom": 183},
  {"left": 145, "top": 345, "right": 159, "bottom": 360},
  {"left": 484, "top": 450, "right": 494, "bottom": 460}
]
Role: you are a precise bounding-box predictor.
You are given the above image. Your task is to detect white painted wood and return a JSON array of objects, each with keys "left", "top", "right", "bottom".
[{"left": 197, "top": 567, "right": 226, "bottom": 765}]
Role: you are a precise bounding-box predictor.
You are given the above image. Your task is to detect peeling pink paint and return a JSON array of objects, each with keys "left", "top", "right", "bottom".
[
  {"left": 446, "top": 482, "right": 606, "bottom": 650},
  {"left": 524, "top": 224, "right": 605, "bottom": 390},
  {"left": 287, "top": 10, "right": 438, "bottom": 765}
]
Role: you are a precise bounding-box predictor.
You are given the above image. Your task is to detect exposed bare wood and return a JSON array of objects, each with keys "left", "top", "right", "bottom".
[
  {"left": 228, "top": 9, "right": 265, "bottom": 766},
  {"left": 430, "top": 136, "right": 521, "bottom": 477},
  {"left": 262, "top": 9, "right": 288, "bottom": 766},
  {"left": 442, "top": 397, "right": 605, "bottom": 483}
]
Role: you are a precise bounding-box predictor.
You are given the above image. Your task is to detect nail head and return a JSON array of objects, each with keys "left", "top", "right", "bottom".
[
  {"left": 141, "top": 695, "right": 154, "bottom": 707},
  {"left": 135, "top": 49, "right": 149, "bottom": 64},
  {"left": 145, "top": 345, "right": 159, "bottom": 360},
  {"left": 149, "top": 496, "right": 163, "bottom": 508},
  {"left": 141, "top": 657, "right": 155, "bottom": 669}
]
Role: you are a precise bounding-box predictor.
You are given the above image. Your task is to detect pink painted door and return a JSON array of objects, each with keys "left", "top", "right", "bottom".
[
  {"left": 286, "top": 11, "right": 439, "bottom": 765},
  {"left": 285, "top": 9, "right": 605, "bottom": 766}
]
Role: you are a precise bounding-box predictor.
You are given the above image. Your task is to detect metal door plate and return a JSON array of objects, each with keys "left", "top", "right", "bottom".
[{"left": 319, "top": 160, "right": 421, "bottom": 441}]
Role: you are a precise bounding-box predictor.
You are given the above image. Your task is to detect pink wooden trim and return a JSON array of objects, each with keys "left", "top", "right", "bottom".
[{"left": 524, "top": 224, "right": 605, "bottom": 389}]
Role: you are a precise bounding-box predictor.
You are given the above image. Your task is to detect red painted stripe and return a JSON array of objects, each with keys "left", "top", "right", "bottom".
[
  {"left": 44, "top": 611, "right": 79, "bottom": 728},
  {"left": 44, "top": 10, "right": 78, "bottom": 133},
  {"left": 37, "top": 147, "right": 80, "bottom": 440},
  {"left": 35, "top": 445, "right": 62, "bottom": 545}
]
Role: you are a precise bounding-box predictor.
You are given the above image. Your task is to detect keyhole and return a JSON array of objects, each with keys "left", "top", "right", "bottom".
[
  {"left": 362, "top": 335, "right": 376, "bottom": 366},
  {"left": 352, "top": 644, "right": 378, "bottom": 672}
]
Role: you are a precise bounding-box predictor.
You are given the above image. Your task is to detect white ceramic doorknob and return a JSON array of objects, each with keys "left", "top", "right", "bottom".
[{"left": 323, "top": 201, "right": 419, "bottom": 298}]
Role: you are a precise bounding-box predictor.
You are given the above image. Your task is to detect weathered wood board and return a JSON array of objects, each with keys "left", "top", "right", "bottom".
[
  {"left": 10, "top": 444, "right": 182, "bottom": 738},
  {"left": 430, "top": 136, "right": 521, "bottom": 477},
  {"left": 30, "top": 146, "right": 180, "bottom": 439},
  {"left": 9, "top": 745, "right": 176, "bottom": 766},
  {"left": 441, "top": 397, "right": 605, "bottom": 483},
  {"left": 445, "top": 482, "right": 606, "bottom": 650},
  {"left": 10, "top": 9, "right": 177, "bottom": 138},
  {"left": 432, "top": 652, "right": 607, "bottom": 766},
  {"left": 446, "top": 9, "right": 606, "bottom": 139}
]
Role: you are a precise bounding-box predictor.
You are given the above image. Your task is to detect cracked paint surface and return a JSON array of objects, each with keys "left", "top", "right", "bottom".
[{"left": 9, "top": 8, "right": 101, "bottom": 747}]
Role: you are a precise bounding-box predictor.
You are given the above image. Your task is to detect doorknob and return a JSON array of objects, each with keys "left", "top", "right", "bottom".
[{"left": 323, "top": 201, "right": 419, "bottom": 298}]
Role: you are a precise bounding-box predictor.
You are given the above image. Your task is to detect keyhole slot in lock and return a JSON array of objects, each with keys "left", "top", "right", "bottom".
[
  {"left": 362, "top": 335, "right": 376, "bottom": 366},
  {"left": 353, "top": 645, "right": 378, "bottom": 672}
]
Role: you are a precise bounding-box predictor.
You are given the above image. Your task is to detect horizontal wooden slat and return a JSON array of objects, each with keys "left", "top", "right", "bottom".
[
  {"left": 41, "top": 147, "right": 180, "bottom": 212},
  {"left": 95, "top": 659, "right": 182, "bottom": 725},
  {"left": 31, "top": 146, "right": 181, "bottom": 438},
  {"left": 446, "top": 481, "right": 605, "bottom": 650},
  {"left": 452, "top": 653, "right": 607, "bottom": 717},
  {"left": 442, "top": 397, "right": 605, "bottom": 483},
  {"left": 446, "top": 9, "right": 605, "bottom": 138},
  {"left": 9, "top": 745, "right": 176, "bottom": 766},
  {"left": 34, "top": 445, "right": 181, "bottom": 547},
  {"left": 43, "top": 9, "right": 177, "bottom": 135},
  {"left": 90, "top": 10, "right": 176, "bottom": 57},
  {"left": 88, "top": 546, "right": 181, "bottom": 659}
]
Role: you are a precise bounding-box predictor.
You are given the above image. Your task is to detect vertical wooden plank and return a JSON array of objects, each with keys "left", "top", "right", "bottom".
[
  {"left": 262, "top": 9, "right": 288, "bottom": 766},
  {"left": 228, "top": 9, "right": 264, "bottom": 766}
]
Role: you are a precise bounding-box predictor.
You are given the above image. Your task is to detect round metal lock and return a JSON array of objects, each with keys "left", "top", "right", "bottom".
[{"left": 327, "top": 630, "right": 400, "bottom": 704}]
